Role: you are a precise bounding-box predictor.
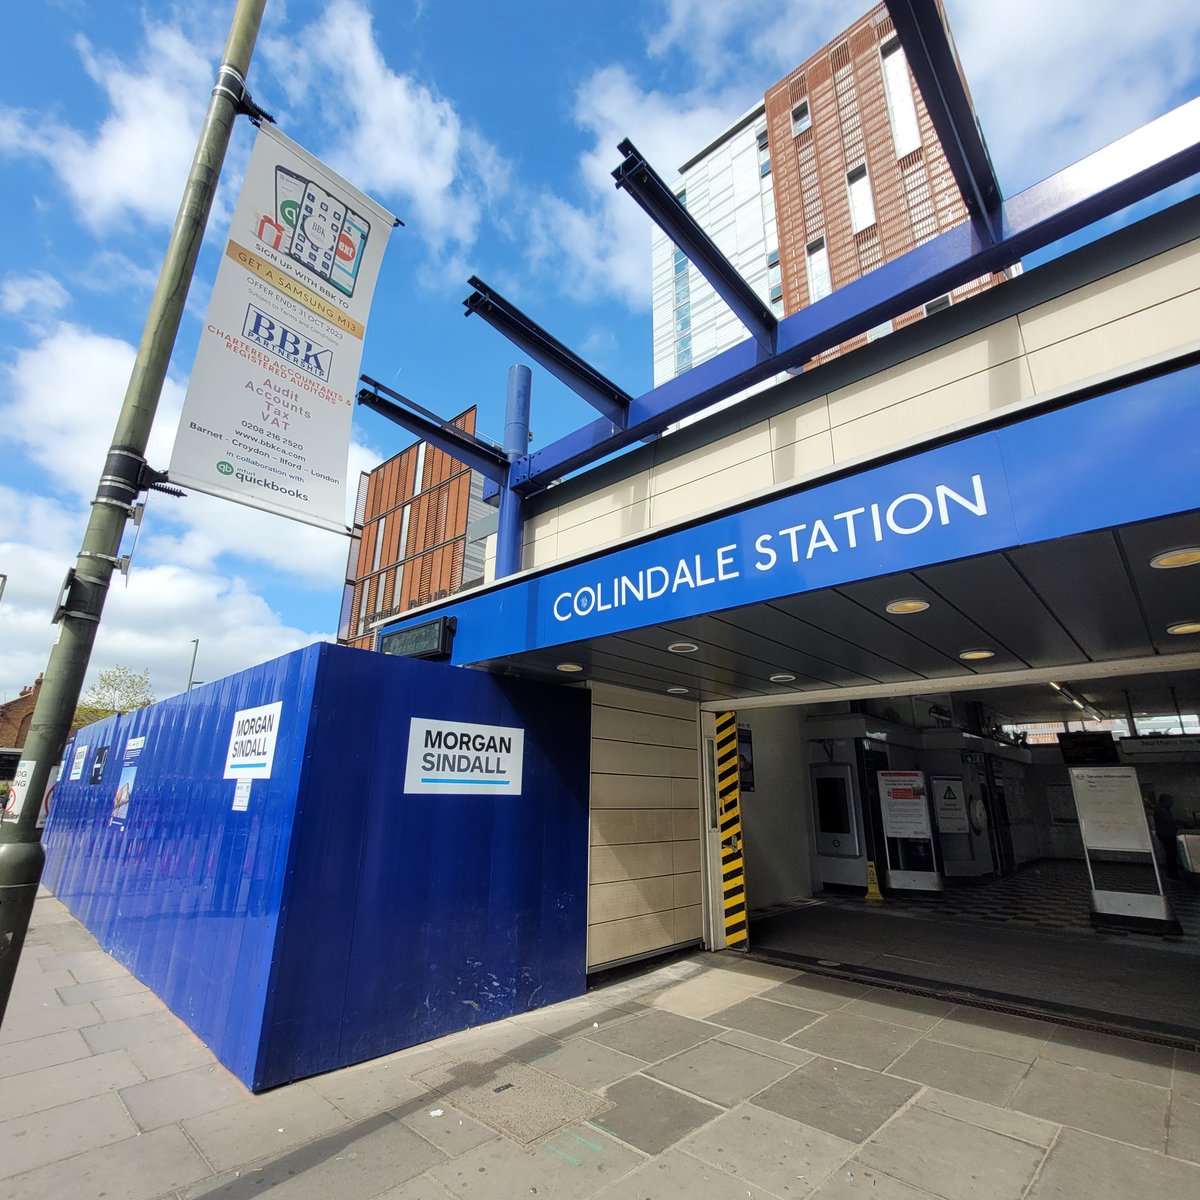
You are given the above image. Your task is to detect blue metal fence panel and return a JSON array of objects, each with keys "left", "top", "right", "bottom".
[
  {"left": 44, "top": 642, "right": 591, "bottom": 1091},
  {"left": 256, "top": 645, "right": 590, "bottom": 1087},
  {"left": 44, "top": 647, "right": 322, "bottom": 1085}
]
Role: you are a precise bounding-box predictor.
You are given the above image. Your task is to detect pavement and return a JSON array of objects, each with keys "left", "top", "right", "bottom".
[{"left": 1, "top": 891, "right": 1198, "bottom": 1200}]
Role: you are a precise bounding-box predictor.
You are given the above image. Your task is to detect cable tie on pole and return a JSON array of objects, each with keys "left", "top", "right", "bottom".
[{"left": 212, "top": 62, "right": 274, "bottom": 125}]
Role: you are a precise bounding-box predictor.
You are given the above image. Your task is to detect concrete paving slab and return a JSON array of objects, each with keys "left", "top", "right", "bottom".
[
  {"left": 644, "top": 1037, "right": 796, "bottom": 1107},
  {"left": 786, "top": 1011, "right": 925, "bottom": 1071},
  {"left": 753, "top": 1056, "right": 919, "bottom": 1144},
  {"left": 841, "top": 988, "right": 955, "bottom": 1031},
  {"left": 9, "top": 1047, "right": 143, "bottom": 1118},
  {"left": 924, "top": 1006, "right": 1053, "bottom": 1063},
  {"left": 0, "top": 1027, "right": 92, "bottom": 1078},
  {"left": 81, "top": 1008, "right": 188, "bottom": 1054},
  {"left": 182, "top": 1111, "right": 447, "bottom": 1200},
  {"left": 1010, "top": 1056, "right": 1171, "bottom": 1150},
  {"left": 0, "top": 1090, "right": 136, "bottom": 1181},
  {"left": 56, "top": 974, "right": 149, "bottom": 1005},
  {"left": 526, "top": 1036, "right": 645, "bottom": 1091},
  {"left": 0, "top": 998, "right": 99, "bottom": 1043},
  {"left": 373, "top": 1176, "right": 458, "bottom": 1200},
  {"left": 398, "top": 1098, "right": 498, "bottom": 1156},
  {"left": 1041, "top": 1023, "right": 1176, "bottom": 1086},
  {"left": 586, "top": 1008, "right": 719, "bottom": 1063},
  {"left": 1168, "top": 1096, "right": 1200, "bottom": 1164},
  {"left": 592, "top": 1074, "right": 723, "bottom": 1155},
  {"left": 512, "top": 998, "right": 641, "bottom": 1040},
  {"left": 181, "top": 1082, "right": 351, "bottom": 1173},
  {"left": 120, "top": 1061, "right": 248, "bottom": 1131},
  {"left": 707, "top": 995, "right": 823, "bottom": 1041},
  {"left": 415, "top": 1048, "right": 610, "bottom": 1143},
  {"left": 914, "top": 1088, "right": 1059, "bottom": 1149},
  {"left": 1175, "top": 1049, "right": 1200, "bottom": 1103},
  {"left": 715, "top": 1026, "right": 816, "bottom": 1067},
  {"left": 1026, "top": 1127, "right": 1200, "bottom": 1199},
  {"left": 39, "top": 949, "right": 130, "bottom": 982},
  {"left": 429, "top": 1124, "right": 642, "bottom": 1199},
  {"left": 855, "top": 1105, "right": 1046, "bottom": 1200},
  {"left": 807, "top": 1165, "right": 940, "bottom": 1198},
  {"left": 679, "top": 1102, "right": 857, "bottom": 1196},
  {"left": 593, "top": 1146, "right": 779, "bottom": 1199},
  {"left": 886, "top": 1038, "right": 1031, "bottom": 1106},
  {"left": 0, "top": 1124, "right": 211, "bottom": 1200},
  {"left": 758, "top": 975, "right": 873, "bottom": 1012},
  {"left": 306, "top": 1053, "right": 430, "bottom": 1121},
  {"left": 92, "top": 989, "right": 164, "bottom": 1021},
  {"left": 123, "top": 1028, "right": 216, "bottom": 1079}
]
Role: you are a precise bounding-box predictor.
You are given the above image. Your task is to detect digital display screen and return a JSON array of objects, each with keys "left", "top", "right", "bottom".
[{"left": 379, "top": 617, "right": 453, "bottom": 660}]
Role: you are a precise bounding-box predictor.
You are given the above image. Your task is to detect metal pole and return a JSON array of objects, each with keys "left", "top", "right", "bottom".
[
  {"left": 495, "top": 365, "right": 531, "bottom": 579},
  {"left": 187, "top": 639, "right": 200, "bottom": 691},
  {"left": 0, "top": 0, "right": 268, "bottom": 1028}
]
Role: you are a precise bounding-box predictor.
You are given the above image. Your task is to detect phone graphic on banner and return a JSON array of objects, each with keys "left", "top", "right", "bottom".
[{"left": 272, "top": 166, "right": 370, "bottom": 298}]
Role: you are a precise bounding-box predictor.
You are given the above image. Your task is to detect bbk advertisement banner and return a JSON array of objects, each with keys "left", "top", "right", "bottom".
[{"left": 170, "top": 125, "right": 396, "bottom": 532}]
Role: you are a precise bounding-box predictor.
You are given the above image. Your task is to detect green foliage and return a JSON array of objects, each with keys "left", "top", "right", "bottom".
[{"left": 77, "top": 666, "right": 155, "bottom": 721}]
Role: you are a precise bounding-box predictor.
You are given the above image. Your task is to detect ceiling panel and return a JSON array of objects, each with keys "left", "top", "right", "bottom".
[
  {"left": 912, "top": 555, "right": 1086, "bottom": 667},
  {"left": 1008, "top": 531, "right": 1152, "bottom": 661},
  {"left": 837, "top": 570, "right": 1029, "bottom": 667},
  {"left": 773, "top": 590, "right": 981, "bottom": 678},
  {"left": 1116, "top": 512, "right": 1200, "bottom": 653}
]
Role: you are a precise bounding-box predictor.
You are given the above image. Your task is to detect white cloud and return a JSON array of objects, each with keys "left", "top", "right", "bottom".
[
  {"left": 0, "top": 24, "right": 213, "bottom": 235},
  {"left": 261, "top": 0, "right": 507, "bottom": 258},
  {"left": 528, "top": 67, "right": 748, "bottom": 310},
  {"left": 0, "top": 484, "right": 326, "bottom": 701},
  {"left": 0, "top": 272, "right": 71, "bottom": 325},
  {"left": 944, "top": 0, "right": 1200, "bottom": 191}
]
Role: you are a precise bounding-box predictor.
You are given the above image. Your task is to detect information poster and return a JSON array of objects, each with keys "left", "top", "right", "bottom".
[
  {"left": 932, "top": 776, "right": 969, "bottom": 834},
  {"left": 878, "top": 770, "right": 932, "bottom": 839},
  {"left": 170, "top": 125, "right": 395, "bottom": 532},
  {"left": 1069, "top": 766, "right": 1153, "bottom": 853}
]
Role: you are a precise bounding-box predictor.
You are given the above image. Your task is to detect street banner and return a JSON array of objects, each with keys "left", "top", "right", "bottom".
[{"left": 170, "top": 125, "right": 395, "bottom": 532}]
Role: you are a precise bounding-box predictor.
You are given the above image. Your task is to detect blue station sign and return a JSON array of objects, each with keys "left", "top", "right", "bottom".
[{"left": 381, "top": 362, "right": 1200, "bottom": 665}]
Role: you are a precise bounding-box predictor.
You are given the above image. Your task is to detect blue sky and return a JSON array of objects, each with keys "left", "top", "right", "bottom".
[{"left": 2, "top": 0, "right": 1198, "bottom": 701}]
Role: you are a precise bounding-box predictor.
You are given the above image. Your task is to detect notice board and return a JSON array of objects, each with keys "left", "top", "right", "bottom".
[{"left": 1068, "top": 766, "right": 1152, "bottom": 853}]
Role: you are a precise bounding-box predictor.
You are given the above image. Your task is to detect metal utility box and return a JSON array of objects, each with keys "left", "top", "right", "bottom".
[{"left": 44, "top": 643, "right": 591, "bottom": 1091}]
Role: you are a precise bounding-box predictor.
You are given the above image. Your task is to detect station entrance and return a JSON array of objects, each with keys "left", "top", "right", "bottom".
[{"left": 709, "top": 661, "right": 1200, "bottom": 1044}]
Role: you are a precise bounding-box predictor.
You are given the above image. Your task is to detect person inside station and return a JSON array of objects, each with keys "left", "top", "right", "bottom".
[{"left": 1152, "top": 793, "right": 1183, "bottom": 879}]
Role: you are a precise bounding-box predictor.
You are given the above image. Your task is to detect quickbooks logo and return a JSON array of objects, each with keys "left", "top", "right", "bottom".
[
  {"left": 234, "top": 469, "right": 309, "bottom": 502},
  {"left": 216, "top": 461, "right": 234, "bottom": 475}
]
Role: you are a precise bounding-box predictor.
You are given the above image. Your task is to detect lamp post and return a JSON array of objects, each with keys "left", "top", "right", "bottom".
[
  {"left": 0, "top": 0, "right": 268, "bottom": 1030},
  {"left": 187, "top": 639, "right": 200, "bottom": 692}
]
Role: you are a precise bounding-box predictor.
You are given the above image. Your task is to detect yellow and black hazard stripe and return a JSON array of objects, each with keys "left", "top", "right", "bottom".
[{"left": 714, "top": 711, "right": 747, "bottom": 948}]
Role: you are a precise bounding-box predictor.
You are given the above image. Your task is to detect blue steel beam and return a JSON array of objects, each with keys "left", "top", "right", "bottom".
[
  {"left": 463, "top": 277, "right": 633, "bottom": 427},
  {"left": 357, "top": 376, "right": 510, "bottom": 483},
  {"left": 612, "top": 138, "right": 778, "bottom": 353},
  {"left": 508, "top": 97, "right": 1200, "bottom": 495},
  {"left": 887, "top": 0, "right": 1002, "bottom": 238}
]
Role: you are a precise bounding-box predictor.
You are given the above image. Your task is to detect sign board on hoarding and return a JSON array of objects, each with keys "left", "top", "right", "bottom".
[
  {"left": 404, "top": 718, "right": 525, "bottom": 795},
  {"left": 170, "top": 125, "right": 396, "bottom": 532},
  {"left": 224, "top": 702, "right": 284, "bottom": 780}
]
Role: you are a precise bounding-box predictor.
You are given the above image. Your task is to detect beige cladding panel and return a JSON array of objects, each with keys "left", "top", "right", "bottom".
[
  {"left": 587, "top": 683, "right": 703, "bottom": 970},
  {"left": 1017, "top": 239, "right": 1200, "bottom": 352},
  {"left": 1024, "top": 291, "right": 1200, "bottom": 395}
]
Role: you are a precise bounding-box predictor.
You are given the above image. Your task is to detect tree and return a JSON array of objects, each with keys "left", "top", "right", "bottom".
[{"left": 73, "top": 666, "right": 156, "bottom": 728}]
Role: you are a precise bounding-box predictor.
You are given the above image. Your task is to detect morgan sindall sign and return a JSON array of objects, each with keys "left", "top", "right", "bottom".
[
  {"left": 170, "top": 125, "right": 396, "bottom": 532},
  {"left": 404, "top": 718, "right": 525, "bottom": 795}
]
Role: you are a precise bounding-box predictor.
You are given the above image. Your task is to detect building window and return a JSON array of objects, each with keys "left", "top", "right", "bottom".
[
  {"left": 676, "top": 188, "right": 687, "bottom": 210},
  {"left": 411, "top": 442, "right": 427, "bottom": 497},
  {"left": 398, "top": 503, "right": 412, "bottom": 560},
  {"left": 676, "top": 333, "right": 692, "bottom": 371},
  {"left": 881, "top": 37, "right": 922, "bottom": 158},
  {"left": 806, "top": 237, "right": 832, "bottom": 303},
  {"left": 673, "top": 248, "right": 688, "bottom": 276},
  {"left": 847, "top": 165, "right": 876, "bottom": 233},
  {"left": 757, "top": 131, "right": 771, "bottom": 177},
  {"left": 924, "top": 294, "right": 951, "bottom": 315},
  {"left": 372, "top": 517, "right": 386, "bottom": 571},
  {"left": 767, "top": 249, "right": 782, "bottom": 303},
  {"left": 792, "top": 100, "right": 811, "bottom": 137}
]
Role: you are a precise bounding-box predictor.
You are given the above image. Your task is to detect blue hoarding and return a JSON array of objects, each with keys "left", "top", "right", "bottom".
[
  {"left": 384, "top": 363, "right": 1200, "bottom": 663},
  {"left": 45, "top": 644, "right": 590, "bottom": 1091}
]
